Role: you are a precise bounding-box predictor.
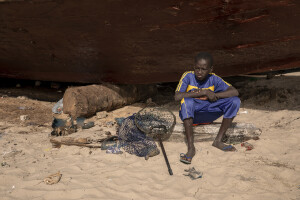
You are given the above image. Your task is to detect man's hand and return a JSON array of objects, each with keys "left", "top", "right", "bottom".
[
  {"left": 204, "top": 90, "right": 218, "bottom": 102},
  {"left": 191, "top": 89, "right": 208, "bottom": 100},
  {"left": 175, "top": 89, "right": 217, "bottom": 102}
]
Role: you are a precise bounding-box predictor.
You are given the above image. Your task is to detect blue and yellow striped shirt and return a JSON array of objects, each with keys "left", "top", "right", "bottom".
[{"left": 176, "top": 71, "right": 231, "bottom": 93}]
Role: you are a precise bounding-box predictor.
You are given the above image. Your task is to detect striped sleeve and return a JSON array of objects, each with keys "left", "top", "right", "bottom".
[
  {"left": 212, "top": 73, "right": 231, "bottom": 92},
  {"left": 175, "top": 71, "right": 191, "bottom": 92}
]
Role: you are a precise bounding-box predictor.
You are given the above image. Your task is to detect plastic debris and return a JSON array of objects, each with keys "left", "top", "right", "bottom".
[
  {"left": 101, "top": 136, "right": 118, "bottom": 150},
  {"left": 52, "top": 98, "right": 63, "bottom": 114},
  {"left": 106, "top": 121, "right": 115, "bottom": 127},
  {"left": 51, "top": 116, "right": 95, "bottom": 136},
  {"left": 76, "top": 117, "right": 94, "bottom": 129},
  {"left": 115, "top": 117, "right": 125, "bottom": 126},
  {"left": 1, "top": 162, "right": 9, "bottom": 167},
  {"left": 183, "top": 167, "right": 203, "bottom": 180},
  {"left": 44, "top": 171, "right": 62, "bottom": 185},
  {"left": 241, "top": 142, "right": 254, "bottom": 151},
  {"left": 51, "top": 117, "right": 76, "bottom": 136},
  {"left": 20, "top": 115, "right": 28, "bottom": 121},
  {"left": 106, "top": 146, "right": 123, "bottom": 154}
]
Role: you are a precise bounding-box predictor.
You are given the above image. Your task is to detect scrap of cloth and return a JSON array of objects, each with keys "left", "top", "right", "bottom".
[
  {"left": 176, "top": 71, "right": 240, "bottom": 124},
  {"left": 117, "top": 115, "right": 158, "bottom": 157}
]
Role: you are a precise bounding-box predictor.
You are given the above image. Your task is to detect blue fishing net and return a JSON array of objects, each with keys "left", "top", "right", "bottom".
[{"left": 117, "top": 115, "right": 158, "bottom": 157}]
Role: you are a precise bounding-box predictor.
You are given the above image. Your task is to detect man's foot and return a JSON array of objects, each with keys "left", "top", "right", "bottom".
[
  {"left": 180, "top": 147, "right": 195, "bottom": 164},
  {"left": 212, "top": 141, "right": 236, "bottom": 152}
]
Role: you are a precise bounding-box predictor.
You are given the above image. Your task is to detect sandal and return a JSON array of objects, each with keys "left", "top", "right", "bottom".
[
  {"left": 180, "top": 153, "right": 192, "bottom": 164},
  {"left": 222, "top": 145, "right": 236, "bottom": 152}
]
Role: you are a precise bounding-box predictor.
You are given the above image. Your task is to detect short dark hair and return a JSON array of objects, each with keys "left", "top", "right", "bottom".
[{"left": 195, "top": 52, "right": 213, "bottom": 67}]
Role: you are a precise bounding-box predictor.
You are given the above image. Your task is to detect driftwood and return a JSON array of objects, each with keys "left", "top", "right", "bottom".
[
  {"left": 50, "top": 137, "right": 103, "bottom": 148},
  {"left": 169, "top": 122, "right": 261, "bottom": 143},
  {"left": 63, "top": 84, "right": 157, "bottom": 119}
]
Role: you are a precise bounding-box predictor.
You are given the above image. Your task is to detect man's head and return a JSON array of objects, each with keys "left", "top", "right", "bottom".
[{"left": 194, "top": 52, "right": 213, "bottom": 81}]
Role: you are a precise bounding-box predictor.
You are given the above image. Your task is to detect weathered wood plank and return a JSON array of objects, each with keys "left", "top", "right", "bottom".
[{"left": 169, "top": 122, "right": 261, "bottom": 142}]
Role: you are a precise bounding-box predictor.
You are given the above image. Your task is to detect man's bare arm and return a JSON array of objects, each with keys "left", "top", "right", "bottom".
[
  {"left": 205, "top": 86, "right": 238, "bottom": 102},
  {"left": 174, "top": 90, "right": 206, "bottom": 101},
  {"left": 215, "top": 86, "right": 239, "bottom": 99},
  {"left": 175, "top": 86, "right": 238, "bottom": 102}
]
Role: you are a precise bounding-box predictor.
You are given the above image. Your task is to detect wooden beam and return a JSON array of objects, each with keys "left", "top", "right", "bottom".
[{"left": 169, "top": 123, "right": 261, "bottom": 143}]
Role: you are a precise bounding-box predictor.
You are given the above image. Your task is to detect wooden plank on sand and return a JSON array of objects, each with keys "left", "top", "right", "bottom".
[{"left": 169, "top": 123, "right": 261, "bottom": 142}]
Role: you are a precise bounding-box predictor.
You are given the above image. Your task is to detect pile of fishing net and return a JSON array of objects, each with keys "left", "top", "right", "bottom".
[
  {"left": 117, "top": 107, "right": 176, "bottom": 159},
  {"left": 117, "top": 115, "right": 159, "bottom": 158}
]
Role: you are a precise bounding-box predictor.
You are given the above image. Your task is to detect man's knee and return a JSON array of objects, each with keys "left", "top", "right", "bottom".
[
  {"left": 222, "top": 97, "right": 240, "bottom": 118},
  {"left": 230, "top": 96, "right": 241, "bottom": 108},
  {"left": 180, "top": 98, "right": 195, "bottom": 121},
  {"left": 181, "top": 97, "right": 194, "bottom": 109}
]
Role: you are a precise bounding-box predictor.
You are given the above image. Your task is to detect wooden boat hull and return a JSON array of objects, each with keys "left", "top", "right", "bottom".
[{"left": 0, "top": 0, "right": 299, "bottom": 84}]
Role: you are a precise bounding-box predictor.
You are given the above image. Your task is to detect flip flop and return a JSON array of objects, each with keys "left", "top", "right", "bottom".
[
  {"left": 180, "top": 153, "right": 192, "bottom": 164},
  {"left": 183, "top": 167, "right": 203, "bottom": 180},
  {"left": 222, "top": 145, "right": 236, "bottom": 152}
]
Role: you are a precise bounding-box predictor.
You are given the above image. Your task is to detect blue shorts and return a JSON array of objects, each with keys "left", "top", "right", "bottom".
[{"left": 179, "top": 97, "right": 240, "bottom": 124}]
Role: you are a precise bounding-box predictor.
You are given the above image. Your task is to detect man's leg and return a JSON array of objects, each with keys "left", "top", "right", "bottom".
[
  {"left": 212, "top": 117, "right": 236, "bottom": 151},
  {"left": 210, "top": 97, "right": 240, "bottom": 151},
  {"left": 183, "top": 118, "right": 195, "bottom": 161},
  {"left": 184, "top": 111, "right": 224, "bottom": 159},
  {"left": 179, "top": 98, "right": 197, "bottom": 162}
]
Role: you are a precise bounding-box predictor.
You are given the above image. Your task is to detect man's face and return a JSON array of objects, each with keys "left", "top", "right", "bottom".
[{"left": 194, "top": 59, "right": 212, "bottom": 81}]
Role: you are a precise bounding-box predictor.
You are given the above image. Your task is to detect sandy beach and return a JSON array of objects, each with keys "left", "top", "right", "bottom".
[{"left": 0, "top": 73, "right": 299, "bottom": 200}]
